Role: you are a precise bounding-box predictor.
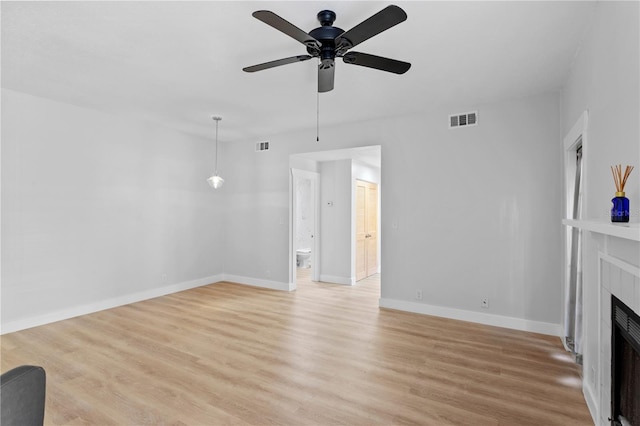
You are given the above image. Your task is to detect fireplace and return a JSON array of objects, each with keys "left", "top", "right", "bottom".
[{"left": 611, "top": 296, "right": 640, "bottom": 426}]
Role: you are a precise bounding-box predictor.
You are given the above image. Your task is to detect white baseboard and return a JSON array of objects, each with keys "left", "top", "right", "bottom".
[
  {"left": 222, "top": 274, "right": 294, "bottom": 291},
  {"left": 583, "top": 382, "right": 599, "bottom": 426},
  {"left": 319, "top": 274, "right": 354, "bottom": 286},
  {"left": 1, "top": 274, "right": 224, "bottom": 335},
  {"left": 378, "top": 298, "right": 562, "bottom": 336}
]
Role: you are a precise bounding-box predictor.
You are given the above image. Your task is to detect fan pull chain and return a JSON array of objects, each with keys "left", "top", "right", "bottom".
[{"left": 316, "top": 91, "right": 320, "bottom": 142}]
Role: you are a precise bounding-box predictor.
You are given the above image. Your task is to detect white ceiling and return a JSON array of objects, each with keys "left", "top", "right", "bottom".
[{"left": 1, "top": 1, "right": 595, "bottom": 143}]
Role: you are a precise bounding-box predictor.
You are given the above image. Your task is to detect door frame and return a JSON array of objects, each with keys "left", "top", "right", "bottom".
[
  {"left": 562, "top": 110, "right": 588, "bottom": 351},
  {"left": 290, "top": 168, "right": 320, "bottom": 288}
]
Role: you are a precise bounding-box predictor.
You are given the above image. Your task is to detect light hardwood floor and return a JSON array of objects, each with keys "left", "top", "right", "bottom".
[{"left": 1, "top": 270, "right": 592, "bottom": 425}]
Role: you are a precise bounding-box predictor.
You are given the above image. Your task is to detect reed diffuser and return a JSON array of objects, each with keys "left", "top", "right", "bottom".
[{"left": 610, "top": 164, "right": 634, "bottom": 222}]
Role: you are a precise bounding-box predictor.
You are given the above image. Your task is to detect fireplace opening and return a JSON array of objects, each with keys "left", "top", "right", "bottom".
[{"left": 612, "top": 296, "right": 640, "bottom": 426}]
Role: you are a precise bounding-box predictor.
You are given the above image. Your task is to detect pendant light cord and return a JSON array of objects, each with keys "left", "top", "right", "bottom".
[
  {"left": 213, "top": 116, "right": 221, "bottom": 174},
  {"left": 215, "top": 119, "right": 219, "bottom": 173}
]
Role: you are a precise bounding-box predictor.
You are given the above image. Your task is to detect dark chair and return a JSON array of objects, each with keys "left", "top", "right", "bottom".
[{"left": 0, "top": 365, "right": 46, "bottom": 426}]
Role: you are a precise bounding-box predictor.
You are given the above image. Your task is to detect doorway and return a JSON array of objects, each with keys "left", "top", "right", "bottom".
[
  {"left": 291, "top": 169, "right": 320, "bottom": 287},
  {"left": 356, "top": 180, "right": 378, "bottom": 281},
  {"left": 289, "top": 146, "right": 381, "bottom": 289}
]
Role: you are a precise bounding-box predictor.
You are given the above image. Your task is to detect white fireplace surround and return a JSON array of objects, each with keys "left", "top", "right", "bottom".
[
  {"left": 563, "top": 219, "right": 640, "bottom": 425},
  {"left": 594, "top": 252, "right": 640, "bottom": 425}
]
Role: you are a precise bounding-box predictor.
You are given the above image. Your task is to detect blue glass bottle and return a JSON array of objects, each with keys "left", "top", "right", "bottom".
[{"left": 611, "top": 191, "right": 630, "bottom": 223}]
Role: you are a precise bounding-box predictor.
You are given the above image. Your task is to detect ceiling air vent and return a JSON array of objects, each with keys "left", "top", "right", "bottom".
[
  {"left": 255, "top": 141, "right": 270, "bottom": 152},
  {"left": 449, "top": 111, "right": 478, "bottom": 129}
]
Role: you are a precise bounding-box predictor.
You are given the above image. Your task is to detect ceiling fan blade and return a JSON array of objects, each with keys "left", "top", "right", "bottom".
[
  {"left": 335, "top": 5, "right": 407, "bottom": 50},
  {"left": 318, "top": 63, "right": 335, "bottom": 93},
  {"left": 243, "top": 55, "right": 313, "bottom": 73},
  {"left": 342, "top": 52, "right": 411, "bottom": 74},
  {"left": 252, "top": 10, "right": 320, "bottom": 50}
]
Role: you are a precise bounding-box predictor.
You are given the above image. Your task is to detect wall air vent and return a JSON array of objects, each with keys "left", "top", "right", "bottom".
[
  {"left": 449, "top": 111, "right": 478, "bottom": 129},
  {"left": 255, "top": 141, "right": 270, "bottom": 152}
]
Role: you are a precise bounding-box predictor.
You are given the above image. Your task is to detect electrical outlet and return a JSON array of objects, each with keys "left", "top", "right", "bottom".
[
  {"left": 416, "top": 290, "right": 423, "bottom": 301},
  {"left": 481, "top": 298, "right": 489, "bottom": 308}
]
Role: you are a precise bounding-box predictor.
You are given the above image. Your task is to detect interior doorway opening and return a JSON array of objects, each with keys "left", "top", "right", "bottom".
[
  {"left": 289, "top": 146, "right": 381, "bottom": 290},
  {"left": 291, "top": 169, "right": 320, "bottom": 286}
]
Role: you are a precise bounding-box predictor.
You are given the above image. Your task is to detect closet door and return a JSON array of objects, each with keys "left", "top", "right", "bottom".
[{"left": 356, "top": 180, "right": 378, "bottom": 281}]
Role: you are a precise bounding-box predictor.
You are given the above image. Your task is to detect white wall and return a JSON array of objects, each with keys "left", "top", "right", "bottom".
[
  {"left": 563, "top": 2, "right": 640, "bottom": 219},
  {"left": 221, "top": 91, "right": 563, "bottom": 333},
  {"left": 220, "top": 139, "right": 291, "bottom": 286},
  {"left": 319, "top": 159, "right": 353, "bottom": 284},
  {"left": 1, "top": 89, "right": 225, "bottom": 332},
  {"left": 352, "top": 160, "right": 381, "bottom": 184},
  {"left": 289, "top": 157, "right": 318, "bottom": 173},
  {"left": 380, "top": 94, "right": 562, "bottom": 333},
  {"left": 561, "top": 2, "right": 639, "bottom": 423}
]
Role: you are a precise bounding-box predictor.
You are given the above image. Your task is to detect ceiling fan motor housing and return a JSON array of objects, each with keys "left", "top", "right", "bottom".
[{"left": 307, "top": 10, "right": 345, "bottom": 65}]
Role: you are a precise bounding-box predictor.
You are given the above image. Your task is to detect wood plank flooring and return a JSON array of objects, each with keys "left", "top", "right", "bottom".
[{"left": 1, "top": 270, "right": 592, "bottom": 425}]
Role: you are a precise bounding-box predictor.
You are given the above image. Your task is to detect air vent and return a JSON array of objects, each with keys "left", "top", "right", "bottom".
[
  {"left": 255, "top": 141, "right": 270, "bottom": 152},
  {"left": 449, "top": 111, "right": 478, "bottom": 129}
]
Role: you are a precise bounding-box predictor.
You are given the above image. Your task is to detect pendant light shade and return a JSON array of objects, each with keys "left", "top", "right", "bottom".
[
  {"left": 207, "top": 116, "right": 224, "bottom": 189},
  {"left": 207, "top": 174, "right": 225, "bottom": 189}
]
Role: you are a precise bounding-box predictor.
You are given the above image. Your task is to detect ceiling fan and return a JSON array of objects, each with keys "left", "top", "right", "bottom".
[{"left": 242, "top": 5, "right": 411, "bottom": 93}]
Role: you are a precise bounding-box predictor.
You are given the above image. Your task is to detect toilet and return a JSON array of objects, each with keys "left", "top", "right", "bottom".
[{"left": 296, "top": 248, "right": 311, "bottom": 268}]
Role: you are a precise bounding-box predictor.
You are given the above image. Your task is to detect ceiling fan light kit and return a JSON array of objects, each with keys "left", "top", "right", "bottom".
[{"left": 243, "top": 5, "right": 411, "bottom": 93}]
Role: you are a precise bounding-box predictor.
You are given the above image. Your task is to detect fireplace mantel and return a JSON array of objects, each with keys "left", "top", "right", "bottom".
[{"left": 562, "top": 219, "right": 640, "bottom": 242}]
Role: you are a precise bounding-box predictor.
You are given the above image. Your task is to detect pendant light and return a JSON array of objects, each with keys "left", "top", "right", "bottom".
[{"left": 206, "top": 116, "right": 225, "bottom": 189}]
